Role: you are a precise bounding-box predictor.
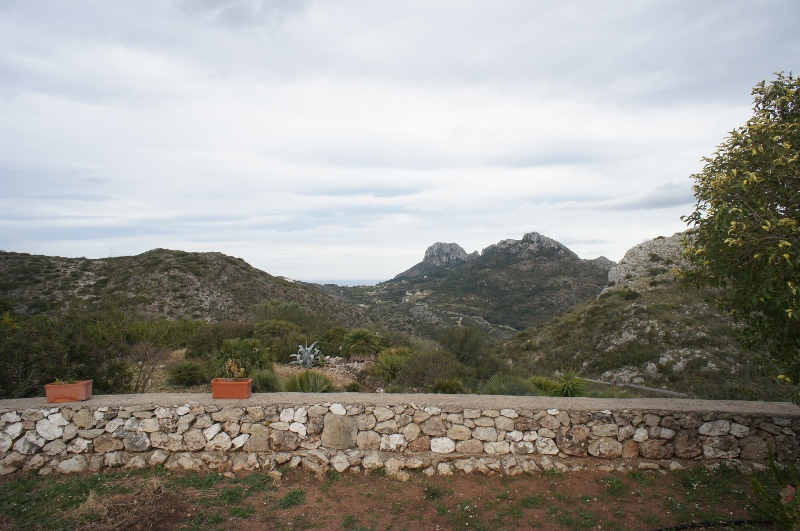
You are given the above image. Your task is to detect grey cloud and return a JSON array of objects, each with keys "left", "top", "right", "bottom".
[{"left": 601, "top": 182, "right": 695, "bottom": 211}]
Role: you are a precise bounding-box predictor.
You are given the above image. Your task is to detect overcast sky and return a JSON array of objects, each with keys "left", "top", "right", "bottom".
[{"left": 1, "top": 1, "right": 797, "bottom": 283}]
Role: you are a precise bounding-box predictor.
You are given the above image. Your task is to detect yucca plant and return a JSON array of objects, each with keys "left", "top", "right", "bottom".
[
  {"left": 552, "top": 369, "right": 586, "bottom": 397},
  {"left": 529, "top": 375, "right": 559, "bottom": 395},
  {"left": 478, "top": 373, "right": 537, "bottom": 396},
  {"left": 282, "top": 370, "right": 336, "bottom": 393}
]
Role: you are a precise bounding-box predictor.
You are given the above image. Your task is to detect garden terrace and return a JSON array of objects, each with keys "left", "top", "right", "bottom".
[{"left": 1, "top": 393, "right": 798, "bottom": 478}]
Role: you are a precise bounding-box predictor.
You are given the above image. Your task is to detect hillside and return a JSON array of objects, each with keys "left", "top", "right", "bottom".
[
  {"left": 0, "top": 248, "right": 368, "bottom": 327},
  {"left": 503, "top": 234, "right": 788, "bottom": 401},
  {"left": 313, "top": 232, "right": 612, "bottom": 339}
]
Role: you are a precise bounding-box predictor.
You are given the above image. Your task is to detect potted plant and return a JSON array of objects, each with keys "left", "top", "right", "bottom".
[
  {"left": 45, "top": 379, "right": 93, "bottom": 403},
  {"left": 211, "top": 359, "right": 252, "bottom": 399}
]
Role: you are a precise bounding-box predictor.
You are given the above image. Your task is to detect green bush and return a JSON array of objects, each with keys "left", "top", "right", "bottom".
[
  {"left": 428, "top": 377, "right": 467, "bottom": 394},
  {"left": 167, "top": 361, "right": 208, "bottom": 387},
  {"left": 209, "top": 338, "right": 271, "bottom": 378},
  {"left": 342, "top": 328, "right": 383, "bottom": 361},
  {"left": 282, "top": 370, "right": 336, "bottom": 393},
  {"left": 372, "top": 348, "right": 410, "bottom": 382},
  {"left": 529, "top": 375, "right": 559, "bottom": 395},
  {"left": 251, "top": 369, "right": 282, "bottom": 393},
  {"left": 478, "top": 373, "right": 538, "bottom": 396},
  {"left": 252, "top": 320, "right": 305, "bottom": 364},
  {"left": 395, "top": 350, "right": 466, "bottom": 390}
]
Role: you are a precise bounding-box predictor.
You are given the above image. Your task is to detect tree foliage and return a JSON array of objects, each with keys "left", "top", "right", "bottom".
[{"left": 682, "top": 72, "right": 800, "bottom": 396}]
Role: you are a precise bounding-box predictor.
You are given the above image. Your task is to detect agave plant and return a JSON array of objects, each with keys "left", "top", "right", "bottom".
[{"left": 552, "top": 369, "right": 586, "bottom": 397}]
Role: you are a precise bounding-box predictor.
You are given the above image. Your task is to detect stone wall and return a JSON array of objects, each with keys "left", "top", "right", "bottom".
[{"left": 1, "top": 393, "right": 798, "bottom": 479}]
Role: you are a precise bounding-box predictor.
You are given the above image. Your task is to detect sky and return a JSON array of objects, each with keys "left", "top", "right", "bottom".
[{"left": 1, "top": 1, "right": 798, "bottom": 284}]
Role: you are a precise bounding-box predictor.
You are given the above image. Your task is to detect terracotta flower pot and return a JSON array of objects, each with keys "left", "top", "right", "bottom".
[
  {"left": 211, "top": 378, "right": 253, "bottom": 399},
  {"left": 45, "top": 380, "right": 93, "bottom": 403}
]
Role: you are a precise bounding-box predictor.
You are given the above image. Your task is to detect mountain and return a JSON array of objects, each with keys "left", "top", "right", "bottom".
[
  {"left": 315, "top": 232, "right": 613, "bottom": 339},
  {"left": 0, "top": 248, "right": 368, "bottom": 327},
  {"left": 502, "top": 233, "right": 787, "bottom": 401}
]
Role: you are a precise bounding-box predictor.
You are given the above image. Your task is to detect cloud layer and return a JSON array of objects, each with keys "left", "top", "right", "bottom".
[{"left": 1, "top": 1, "right": 797, "bottom": 281}]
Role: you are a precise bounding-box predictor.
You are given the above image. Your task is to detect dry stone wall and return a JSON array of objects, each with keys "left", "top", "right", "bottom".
[{"left": 1, "top": 393, "right": 798, "bottom": 479}]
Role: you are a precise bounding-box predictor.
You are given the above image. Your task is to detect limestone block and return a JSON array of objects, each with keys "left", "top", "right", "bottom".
[
  {"left": 150, "top": 450, "right": 170, "bottom": 466},
  {"left": 373, "top": 407, "right": 394, "bottom": 422},
  {"left": 203, "top": 423, "right": 221, "bottom": 441},
  {"left": 632, "top": 427, "right": 649, "bottom": 443},
  {"left": 36, "top": 419, "right": 64, "bottom": 441},
  {"left": 537, "top": 428, "right": 556, "bottom": 439},
  {"left": 473, "top": 417, "right": 495, "bottom": 427},
  {"left": 592, "top": 424, "right": 619, "bottom": 437},
  {"left": 381, "top": 434, "right": 407, "bottom": 452},
  {"left": 357, "top": 431, "right": 381, "bottom": 451},
  {"left": 456, "top": 439, "right": 484, "bottom": 454},
  {"left": 269, "top": 431, "right": 300, "bottom": 452},
  {"left": 674, "top": 430, "right": 702, "bottom": 459},
  {"left": 150, "top": 432, "right": 184, "bottom": 452},
  {"left": 21, "top": 409, "right": 44, "bottom": 422},
  {"left": 535, "top": 437, "right": 559, "bottom": 455},
  {"left": 739, "top": 433, "right": 772, "bottom": 461},
  {"left": 375, "top": 420, "right": 399, "bottom": 434},
  {"left": 511, "top": 441, "right": 535, "bottom": 454},
  {"left": 539, "top": 415, "right": 561, "bottom": 431},
  {"left": 420, "top": 417, "right": 446, "bottom": 436},
  {"left": 14, "top": 431, "right": 45, "bottom": 455},
  {"left": 138, "top": 418, "right": 160, "bottom": 433},
  {"left": 622, "top": 439, "right": 639, "bottom": 459},
  {"left": 437, "top": 462, "right": 453, "bottom": 476},
  {"left": 322, "top": 412, "right": 358, "bottom": 449},
  {"left": 362, "top": 452, "right": 383, "bottom": 470},
  {"left": 472, "top": 426, "right": 498, "bottom": 442},
  {"left": 638, "top": 440, "right": 674, "bottom": 459},
  {"left": 329, "top": 403, "right": 346, "bottom": 416},
  {"left": 430, "top": 437, "right": 456, "bottom": 454},
  {"left": 58, "top": 456, "right": 87, "bottom": 474},
  {"left": 289, "top": 422, "right": 307, "bottom": 437},
  {"left": 699, "top": 420, "right": 731, "bottom": 437},
  {"left": 184, "top": 429, "right": 207, "bottom": 452},
  {"left": 123, "top": 432, "right": 151, "bottom": 452},
  {"left": 43, "top": 439, "right": 67, "bottom": 456},
  {"left": 71, "top": 409, "right": 93, "bottom": 429},
  {"left": 588, "top": 437, "right": 623, "bottom": 458},
  {"left": 402, "top": 422, "right": 421, "bottom": 442},
  {"left": 495, "top": 416, "right": 515, "bottom": 432},
  {"left": 484, "top": 441, "right": 510, "bottom": 455},
  {"left": 330, "top": 453, "right": 350, "bottom": 473},
  {"left": 408, "top": 436, "right": 431, "bottom": 452},
  {"left": 67, "top": 437, "right": 90, "bottom": 454},
  {"left": 702, "top": 436, "right": 739, "bottom": 459},
  {"left": 729, "top": 423, "right": 750, "bottom": 438},
  {"left": 556, "top": 425, "right": 590, "bottom": 457},
  {"left": 243, "top": 425, "right": 270, "bottom": 452},
  {"left": 447, "top": 425, "right": 472, "bottom": 441},
  {"left": 357, "top": 413, "right": 377, "bottom": 431}
]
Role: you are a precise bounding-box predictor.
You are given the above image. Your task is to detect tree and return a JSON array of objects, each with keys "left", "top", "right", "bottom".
[
  {"left": 681, "top": 72, "right": 800, "bottom": 400},
  {"left": 342, "top": 328, "right": 383, "bottom": 361}
]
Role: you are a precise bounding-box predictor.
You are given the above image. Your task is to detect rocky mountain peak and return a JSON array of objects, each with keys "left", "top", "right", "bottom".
[
  {"left": 482, "top": 231, "right": 577, "bottom": 258},
  {"left": 423, "top": 242, "right": 476, "bottom": 267},
  {"left": 606, "top": 232, "right": 687, "bottom": 288}
]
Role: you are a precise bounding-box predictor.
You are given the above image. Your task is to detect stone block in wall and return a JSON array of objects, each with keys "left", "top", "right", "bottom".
[
  {"left": 674, "top": 430, "right": 702, "bottom": 459},
  {"left": 322, "top": 412, "right": 358, "bottom": 449},
  {"left": 556, "top": 425, "right": 589, "bottom": 456},
  {"left": 588, "top": 437, "right": 622, "bottom": 458},
  {"left": 269, "top": 430, "right": 299, "bottom": 452},
  {"left": 357, "top": 431, "right": 380, "bottom": 450},
  {"left": 702, "top": 435, "right": 739, "bottom": 459},
  {"left": 638, "top": 439, "right": 674, "bottom": 459},
  {"left": 739, "top": 433, "right": 772, "bottom": 461}
]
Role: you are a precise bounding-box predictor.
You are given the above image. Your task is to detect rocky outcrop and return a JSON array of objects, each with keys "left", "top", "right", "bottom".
[
  {"left": 423, "top": 243, "right": 475, "bottom": 267},
  {"left": 607, "top": 233, "right": 687, "bottom": 287},
  {"left": 482, "top": 232, "right": 578, "bottom": 259}
]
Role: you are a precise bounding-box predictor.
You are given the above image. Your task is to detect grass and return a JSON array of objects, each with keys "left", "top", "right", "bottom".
[{"left": 0, "top": 465, "right": 774, "bottom": 530}]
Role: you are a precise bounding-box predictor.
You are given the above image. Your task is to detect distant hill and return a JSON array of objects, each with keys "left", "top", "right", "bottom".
[
  {"left": 312, "top": 232, "right": 613, "bottom": 339},
  {"left": 0, "top": 248, "right": 368, "bottom": 327},
  {"left": 502, "top": 233, "right": 787, "bottom": 401}
]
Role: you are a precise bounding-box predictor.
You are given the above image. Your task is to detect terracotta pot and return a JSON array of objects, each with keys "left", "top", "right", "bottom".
[
  {"left": 211, "top": 378, "right": 253, "bottom": 399},
  {"left": 45, "top": 380, "right": 93, "bottom": 403}
]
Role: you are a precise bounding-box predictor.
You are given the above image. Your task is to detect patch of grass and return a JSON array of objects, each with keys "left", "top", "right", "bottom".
[
  {"left": 628, "top": 469, "right": 654, "bottom": 487},
  {"left": 217, "top": 486, "right": 246, "bottom": 505},
  {"left": 424, "top": 485, "right": 445, "bottom": 500},
  {"left": 167, "top": 471, "right": 224, "bottom": 490},
  {"left": 279, "top": 488, "right": 306, "bottom": 508},
  {"left": 229, "top": 506, "right": 255, "bottom": 518},
  {"left": 520, "top": 493, "right": 545, "bottom": 508},
  {"left": 238, "top": 473, "right": 273, "bottom": 492}
]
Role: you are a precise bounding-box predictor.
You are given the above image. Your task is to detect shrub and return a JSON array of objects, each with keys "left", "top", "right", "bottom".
[
  {"left": 209, "top": 338, "right": 271, "bottom": 378},
  {"left": 167, "top": 361, "right": 207, "bottom": 387},
  {"left": 252, "top": 320, "right": 304, "bottom": 364},
  {"left": 344, "top": 382, "right": 361, "bottom": 392},
  {"left": 251, "top": 369, "right": 282, "bottom": 393},
  {"left": 395, "top": 350, "right": 466, "bottom": 390},
  {"left": 373, "top": 348, "right": 410, "bottom": 382},
  {"left": 282, "top": 370, "right": 336, "bottom": 393},
  {"left": 428, "top": 378, "right": 467, "bottom": 394},
  {"left": 478, "top": 374, "right": 538, "bottom": 396},
  {"left": 617, "top": 288, "right": 641, "bottom": 300}
]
